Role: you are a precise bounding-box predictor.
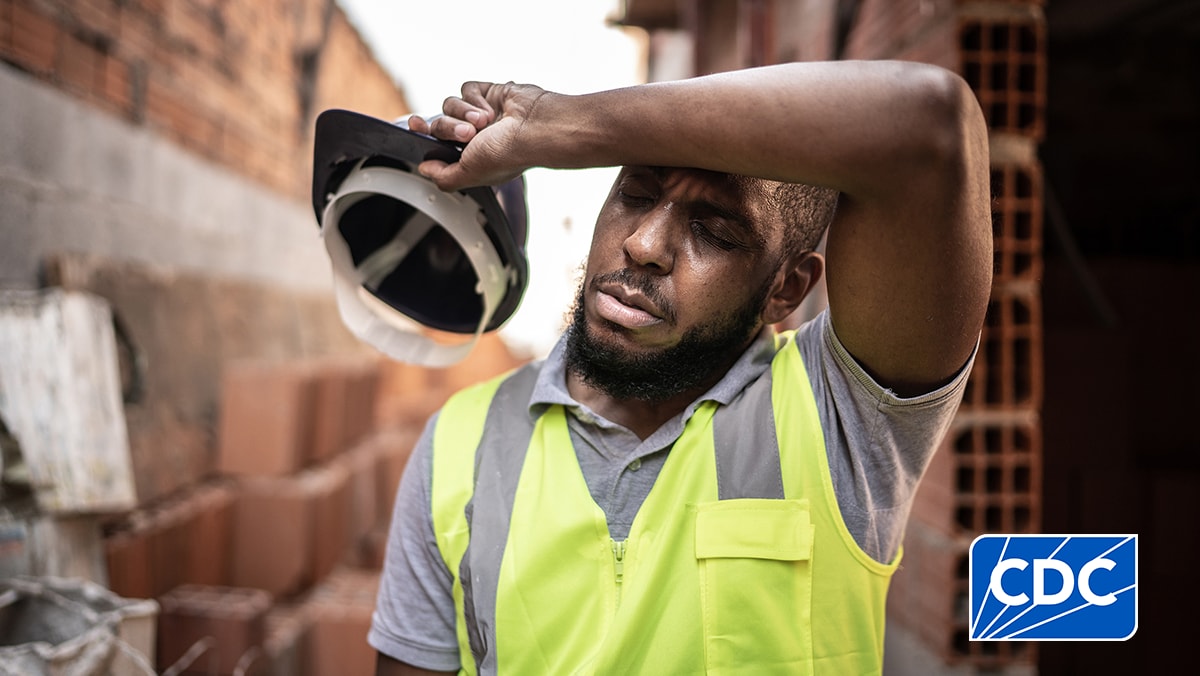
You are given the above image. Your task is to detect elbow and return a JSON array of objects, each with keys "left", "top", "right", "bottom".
[{"left": 908, "top": 65, "right": 987, "bottom": 165}]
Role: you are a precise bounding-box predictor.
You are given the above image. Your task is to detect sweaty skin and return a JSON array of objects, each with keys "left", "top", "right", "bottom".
[
  {"left": 408, "top": 61, "right": 990, "bottom": 405},
  {"left": 379, "top": 59, "right": 992, "bottom": 676}
]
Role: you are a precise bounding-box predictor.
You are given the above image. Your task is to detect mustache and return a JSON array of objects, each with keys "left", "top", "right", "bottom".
[{"left": 589, "top": 268, "right": 676, "bottom": 324}]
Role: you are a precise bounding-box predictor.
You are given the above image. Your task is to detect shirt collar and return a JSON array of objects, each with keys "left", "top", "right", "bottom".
[{"left": 528, "top": 328, "right": 778, "bottom": 429}]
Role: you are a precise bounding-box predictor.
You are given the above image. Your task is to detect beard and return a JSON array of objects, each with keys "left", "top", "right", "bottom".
[{"left": 564, "top": 268, "right": 771, "bottom": 403}]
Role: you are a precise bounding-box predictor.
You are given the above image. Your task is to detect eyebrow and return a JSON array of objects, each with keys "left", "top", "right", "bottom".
[{"left": 638, "top": 166, "right": 765, "bottom": 250}]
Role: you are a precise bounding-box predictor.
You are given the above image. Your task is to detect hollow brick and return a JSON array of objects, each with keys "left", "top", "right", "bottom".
[
  {"left": 217, "top": 360, "right": 317, "bottom": 477},
  {"left": 156, "top": 584, "right": 271, "bottom": 675}
]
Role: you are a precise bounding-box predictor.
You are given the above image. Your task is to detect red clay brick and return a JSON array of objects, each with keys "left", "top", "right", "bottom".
[
  {"left": 11, "top": 2, "right": 58, "bottom": 74},
  {"left": 132, "top": 0, "right": 167, "bottom": 16},
  {"left": 163, "top": 0, "right": 215, "bottom": 57},
  {"left": 231, "top": 461, "right": 352, "bottom": 598},
  {"left": 309, "top": 565, "right": 380, "bottom": 607},
  {"left": 58, "top": 29, "right": 104, "bottom": 99},
  {"left": 958, "top": 14, "right": 1046, "bottom": 140},
  {"left": 264, "top": 601, "right": 313, "bottom": 676},
  {"left": 345, "top": 359, "right": 382, "bottom": 448},
  {"left": 0, "top": 0, "right": 14, "bottom": 56},
  {"left": 146, "top": 499, "right": 191, "bottom": 598},
  {"left": 305, "top": 567, "right": 380, "bottom": 676},
  {"left": 69, "top": 0, "right": 122, "bottom": 38},
  {"left": 104, "top": 481, "right": 236, "bottom": 599},
  {"left": 115, "top": 3, "right": 156, "bottom": 61},
  {"left": 372, "top": 427, "right": 420, "bottom": 524},
  {"left": 231, "top": 475, "right": 313, "bottom": 598},
  {"left": 374, "top": 360, "right": 431, "bottom": 429},
  {"left": 306, "top": 604, "right": 374, "bottom": 676},
  {"left": 309, "top": 360, "right": 351, "bottom": 463},
  {"left": 99, "top": 52, "right": 134, "bottom": 115},
  {"left": 844, "top": 0, "right": 947, "bottom": 62},
  {"left": 989, "top": 162, "right": 1043, "bottom": 285},
  {"left": 7, "top": 0, "right": 409, "bottom": 204},
  {"left": 156, "top": 584, "right": 271, "bottom": 675},
  {"left": 337, "top": 437, "right": 380, "bottom": 547},
  {"left": 310, "top": 460, "right": 352, "bottom": 585},
  {"left": 217, "top": 360, "right": 317, "bottom": 477},
  {"left": 105, "top": 527, "right": 154, "bottom": 600},
  {"left": 144, "top": 72, "right": 217, "bottom": 150},
  {"left": 182, "top": 482, "right": 235, "bottom": 588}
]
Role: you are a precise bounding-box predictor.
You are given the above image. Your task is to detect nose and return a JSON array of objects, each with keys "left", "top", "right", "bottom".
[{"left": 623, "top": 206, "right": 675, "bottom": 274}]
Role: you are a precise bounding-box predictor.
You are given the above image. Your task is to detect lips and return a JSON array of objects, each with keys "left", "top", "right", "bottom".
[{"left": 594, "top": 283, "right": 664, "bottom": 330}]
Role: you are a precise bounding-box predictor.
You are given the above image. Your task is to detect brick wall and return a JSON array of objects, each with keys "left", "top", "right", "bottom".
[
  {"left": 0, "top": 0, "right": 409, "bottom": 202},
  {"left": 97, "top": 336, "right": 522, "bottom": 672},
  {"left": 625, "top": 0, "right": 1050, "bottom": 671},
  {"left": 841, "top": 0, "right": 1048, "bottom": 670},
  {"left": 0, "top": 2, "right": 534, "bottom": 670}
]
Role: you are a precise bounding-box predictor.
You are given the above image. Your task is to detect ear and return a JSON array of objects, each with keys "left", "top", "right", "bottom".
[{"left": 761, "top": 251, "right": 825, "bottom": 325}]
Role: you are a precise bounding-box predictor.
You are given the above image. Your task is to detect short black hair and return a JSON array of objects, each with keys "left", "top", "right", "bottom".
[{"left": 766, "top": 181, "right": 840, "bottom": 260}]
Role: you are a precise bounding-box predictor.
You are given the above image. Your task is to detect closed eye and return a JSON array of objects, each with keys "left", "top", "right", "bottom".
[
  {"left": 617, "top": 188, "right": 656, "bottom": 208},
  {"left": 690, "top": 220, "right": 742, "bottom": 251}
]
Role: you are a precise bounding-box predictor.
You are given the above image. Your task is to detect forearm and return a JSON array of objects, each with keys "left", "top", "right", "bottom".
[
  {"left": 416, "top": 59, "right": 992, "bottom": 392},
  {"left": 519, "top": 60, "right": 978, "bottom": 198}
]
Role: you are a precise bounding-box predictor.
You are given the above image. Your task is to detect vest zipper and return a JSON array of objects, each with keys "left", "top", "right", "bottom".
[{"left": 611, "top": 538, "right": 627, "bottom": 604}]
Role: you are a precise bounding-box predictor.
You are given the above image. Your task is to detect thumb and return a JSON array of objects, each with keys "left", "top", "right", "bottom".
[{"left": 417, "top": 159, "right": 467, "bottom": 192}]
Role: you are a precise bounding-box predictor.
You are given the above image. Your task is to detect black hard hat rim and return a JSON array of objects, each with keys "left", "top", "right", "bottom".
[{"left": 312, "top": 109, "right": 528, "bottom": 334}]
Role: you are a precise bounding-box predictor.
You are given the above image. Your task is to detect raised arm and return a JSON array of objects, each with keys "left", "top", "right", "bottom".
[{"left": 412, "top": 60, "right": 992, "bottom": 394}]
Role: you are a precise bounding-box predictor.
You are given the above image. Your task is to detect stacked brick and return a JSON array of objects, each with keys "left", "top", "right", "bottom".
[
  {"left": 99, "top": 355, "right": 417, "bottom": 675},
  {"left": 842, "top": 0, "right": 1047, "bottom": 669},
  {"left": 2, "top": 1, "right": 532, "bottom": 671},
  {"left": 99, "top": 334, "right": 525, "bottom": 674}
]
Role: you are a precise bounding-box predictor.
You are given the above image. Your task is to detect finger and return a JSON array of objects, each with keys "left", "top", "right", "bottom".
[
  {"left": 458, "top": 82, "right": 497, "bottom": 127},
  {"left": 406, "top": 115, "right": 431, "bottom": 135},
  {"left": 410, "top": 113, "right": 463, "bottom": 141},
  {"left": 426, "top": 115, "right": 477, "bottom": 143},
  {"left": 442, "top": 94, "right": 493, "bottom": 130}
]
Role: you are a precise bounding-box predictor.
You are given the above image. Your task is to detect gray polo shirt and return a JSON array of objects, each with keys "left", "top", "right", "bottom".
[{"left": 369, "top": 310, "right": 974, "bottom": 670}]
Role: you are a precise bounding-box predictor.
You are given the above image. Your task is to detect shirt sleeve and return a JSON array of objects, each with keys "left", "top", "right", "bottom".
[
  {"left": 795, "top": 310, "right": 977, "bottom": 563},
  {"left": 368, "top": 413, "right": 463, "bottom": 672}
]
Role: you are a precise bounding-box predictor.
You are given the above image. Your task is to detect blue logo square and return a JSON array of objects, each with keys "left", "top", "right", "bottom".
[{"left": 968, "top": 534, "right": 1138, "bottom": 641}]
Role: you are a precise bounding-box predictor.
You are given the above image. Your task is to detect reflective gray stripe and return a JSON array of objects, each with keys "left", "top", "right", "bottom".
[
  {"left": 712, "top": 366, "right": 786, "bottom": 500},
  {"left": 458, "top": 361, "right": 784, "bottom": 673},
  {"left": 458, "top": 366, "right": 539, "bottom": 675}
]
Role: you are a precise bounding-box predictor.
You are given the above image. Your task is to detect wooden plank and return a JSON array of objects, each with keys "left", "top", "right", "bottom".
[{"left": 0, "top": 289, "right": 137, "bottom": 513}]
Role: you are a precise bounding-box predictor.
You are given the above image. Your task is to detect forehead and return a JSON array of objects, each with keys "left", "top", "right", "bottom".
[
  {"left": 619, "top": 166, "right": 766, "bottom": 200},
  {"left": 615, "top": 166, "right": 782, "bottom": 242}
]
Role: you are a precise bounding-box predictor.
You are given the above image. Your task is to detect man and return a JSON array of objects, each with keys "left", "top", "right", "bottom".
[{"left": 370, "top": 60, "right": 992, "bottom": 675}]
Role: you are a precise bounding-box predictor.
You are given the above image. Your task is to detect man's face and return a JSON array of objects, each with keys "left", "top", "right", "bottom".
[{"left": 565, "top": 166, "right": 786, "bottom": 401}]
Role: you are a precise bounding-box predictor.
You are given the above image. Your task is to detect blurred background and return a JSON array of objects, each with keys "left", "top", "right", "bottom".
[{"left": 0, "top": 0, "right": 1196, "bottom": 674}]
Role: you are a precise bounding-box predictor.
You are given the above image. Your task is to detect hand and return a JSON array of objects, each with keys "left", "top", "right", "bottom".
[{"left": 406, "top": 81, "right": 547, "bottom": 191}]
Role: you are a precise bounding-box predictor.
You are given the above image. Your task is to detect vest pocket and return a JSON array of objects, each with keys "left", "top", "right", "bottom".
[{"left": 694, "top": 499, "right": 815, "bottom": 675}]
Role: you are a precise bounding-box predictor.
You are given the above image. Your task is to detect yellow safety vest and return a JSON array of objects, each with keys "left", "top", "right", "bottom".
[{"left": 431, "top": 331, "right": 898, "bottom": 675}]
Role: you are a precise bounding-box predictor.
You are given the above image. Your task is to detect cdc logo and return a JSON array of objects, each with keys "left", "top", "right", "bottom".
[{"left": 969, "top": 534, "right": 1137, "bottom": 640}]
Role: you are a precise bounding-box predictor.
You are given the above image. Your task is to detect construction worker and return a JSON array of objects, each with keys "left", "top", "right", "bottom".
[{"left": 369, "top": 60, "right": 992, "bottom": 675}]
